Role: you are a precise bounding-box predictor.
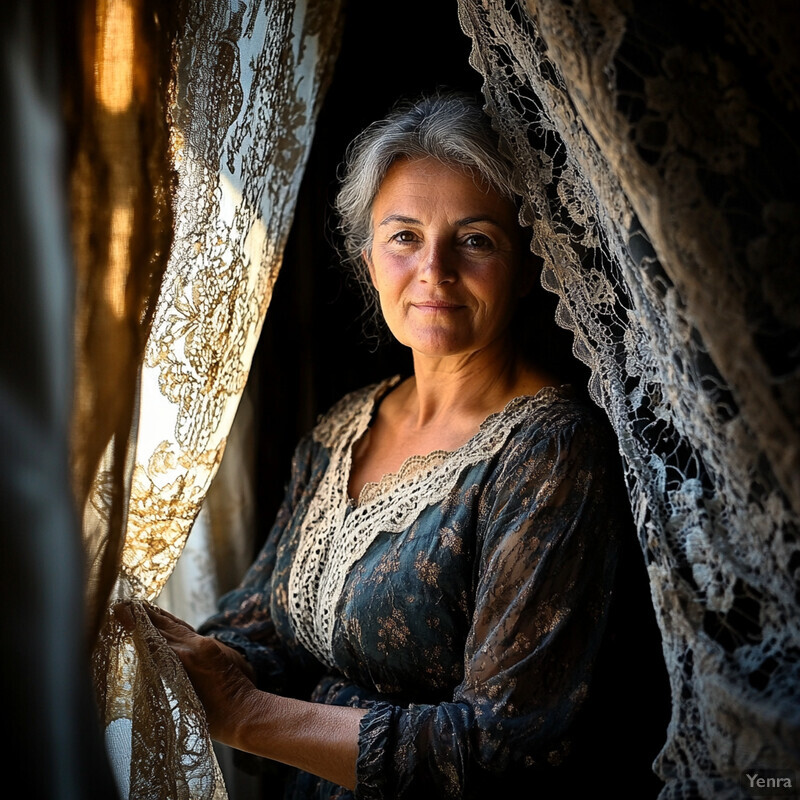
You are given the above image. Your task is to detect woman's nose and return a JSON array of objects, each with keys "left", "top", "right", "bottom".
[{"left": 419, "top": 242, "right": 456, "bottom": 284}]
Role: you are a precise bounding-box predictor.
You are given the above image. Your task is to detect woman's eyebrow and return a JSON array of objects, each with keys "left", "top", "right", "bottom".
[
  {"left": 377, "top": 214, "right": 422, "bottom": 227},
  {"left": 456, "top": 215, "right": 502, "bottom": 227},
  {"left": 377, "top": 214, "right": 502, "bottom": 227}
]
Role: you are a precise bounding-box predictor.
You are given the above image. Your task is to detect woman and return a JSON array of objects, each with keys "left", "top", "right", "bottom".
[{"left": 147, "top": 91, "right": 633, "bottom": 798}]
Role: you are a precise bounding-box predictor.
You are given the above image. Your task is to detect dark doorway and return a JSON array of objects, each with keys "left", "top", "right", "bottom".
[{"left": 252, "top": 2, "right": 481, "bottom": 541}]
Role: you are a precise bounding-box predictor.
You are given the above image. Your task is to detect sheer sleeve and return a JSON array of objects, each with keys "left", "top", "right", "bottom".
[
  {"left": 198, "top": 432, "right": 326, "bottom": 694},
  {"left": 355, "top": 408, "right": 624, "bottom": 799}
]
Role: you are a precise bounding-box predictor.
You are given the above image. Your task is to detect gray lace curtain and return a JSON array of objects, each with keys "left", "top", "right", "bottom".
[{"left": 458, "top": 1, "right": 799, "bottom": 797}]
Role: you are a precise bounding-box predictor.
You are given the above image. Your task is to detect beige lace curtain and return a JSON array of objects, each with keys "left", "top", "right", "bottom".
[
  {"left": 69, "top": 1, "right": 343, "bottom": 797},
  {"left": 458, "top": 1, "right": 799, "bottom": 798}
]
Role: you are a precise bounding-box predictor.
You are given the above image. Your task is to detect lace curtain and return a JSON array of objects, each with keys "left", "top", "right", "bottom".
[
  {"left": 69, "top": 1, "right": 343, "bottom": 797},
  {"left": 458, "top": 1, "right": 799, "bottom": 797}
]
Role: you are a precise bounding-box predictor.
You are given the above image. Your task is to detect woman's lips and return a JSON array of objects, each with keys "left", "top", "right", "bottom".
[{"left": 411, "top": 300, "right": 464, "bottom": 311}]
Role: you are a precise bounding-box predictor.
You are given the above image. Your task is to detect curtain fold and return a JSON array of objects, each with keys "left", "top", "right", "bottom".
[
  {"left": 69, "top": 0, "right": 178, "bottom": 645},
  {"left": 69, "top": 1, "right": 344, "bottom": 797},
  {"left": 1, "top": 1, "right": 119, "bottom": 797},
  {"left": 458, "top": 1, "right": 799, "bottom": 797}
]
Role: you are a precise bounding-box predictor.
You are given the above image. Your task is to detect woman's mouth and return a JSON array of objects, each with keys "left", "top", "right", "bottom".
[{"left": 411, "top": 300, "right": 464, "bottom": 312}]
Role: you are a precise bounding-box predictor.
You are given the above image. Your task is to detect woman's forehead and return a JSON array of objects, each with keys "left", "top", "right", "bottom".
[{"left": 373, "top": 157, "right": 517, "bottom": 226}]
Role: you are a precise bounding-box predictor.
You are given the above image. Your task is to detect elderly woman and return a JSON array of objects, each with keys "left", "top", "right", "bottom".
[{"left": 147, "top": 91, "right": 631, "bottom": 799}]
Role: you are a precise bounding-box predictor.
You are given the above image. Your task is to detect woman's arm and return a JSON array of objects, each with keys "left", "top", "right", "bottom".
[{"left": 146, "top": 605, "right": 366, "bottom": 790}]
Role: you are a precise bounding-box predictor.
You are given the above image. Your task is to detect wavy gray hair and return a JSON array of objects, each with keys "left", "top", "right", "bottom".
[{"left": 333, "top": 90, "right": 522, "bottom": 341}]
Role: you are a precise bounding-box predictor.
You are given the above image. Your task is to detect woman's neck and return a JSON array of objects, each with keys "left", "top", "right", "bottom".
[
  {"left": 403, "top": 337, "right": 553, "bottom": 430},
  {"left": 347, "top": 338, "right": 558, "bottom": 501}
]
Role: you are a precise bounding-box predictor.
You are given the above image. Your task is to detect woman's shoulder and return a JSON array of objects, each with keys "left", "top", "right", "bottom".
[
  {"left": 309, "top": 375, "right": 402, "bottom": 448},
  {"left": 482, "top": 386, "right": 624, "bottom": 512},
  {"left": 502, "top": 383, "right": 599, "bottom": 429},
  {"left": 500, "top": 384, "right": 618, "bottom": 459}
]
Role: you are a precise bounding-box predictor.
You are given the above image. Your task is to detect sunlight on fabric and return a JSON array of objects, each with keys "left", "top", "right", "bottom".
[
  {"left": 122, "top": 169, "right": 269, "bottom": 601},
  {"left": 87, "top": 3, "right": 348, "bottom": 797},
  {"left": 106, "top": 201, "right": 133, "bottom": 319},
  {"left": 96, "top": 0, "right": 135, "bottom": 114},
  {"left": 134, "top": 171, "right": 268, "bottom": 469}
]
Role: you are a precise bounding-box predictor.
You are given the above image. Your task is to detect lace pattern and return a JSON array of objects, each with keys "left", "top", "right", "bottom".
[
  {"left": 288, "top": 378, "right": 569, "bottom": 668},
  {"left": 85, "top": 3, "right": 346, "bottom": 798}
]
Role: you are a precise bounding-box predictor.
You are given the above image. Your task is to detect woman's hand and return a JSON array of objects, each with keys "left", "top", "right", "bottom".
[
  {"left": 144, "top": 604, "right": 363, "bottom": 789},
  {"left": 145, "top": 605, "right": 258, "bottom": 747}
]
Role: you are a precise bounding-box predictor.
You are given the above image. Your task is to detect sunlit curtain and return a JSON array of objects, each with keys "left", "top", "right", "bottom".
[
  {"left": 458, "top": 1, "right": 799, "bottom": 797},
  {"left": 155, "top": 385, "right": 258, "bottom": 630},
  {"left": 69, "top": 1, "right": 344, "bottom": 797}
]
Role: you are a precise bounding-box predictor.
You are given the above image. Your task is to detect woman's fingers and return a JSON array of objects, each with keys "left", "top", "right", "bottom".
[
  {"left": 145, "top": 604, "right": 195, "bottom": 632},
  {"left": 108, "top": 600, "right": 258, "bottom": 744}
]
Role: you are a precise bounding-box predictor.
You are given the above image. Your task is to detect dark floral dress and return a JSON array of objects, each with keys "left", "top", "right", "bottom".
[{"left": 199, "top": 378, "right": 630, "bottom": 799}]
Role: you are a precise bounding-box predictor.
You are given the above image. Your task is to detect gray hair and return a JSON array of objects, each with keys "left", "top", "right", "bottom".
[{"left": 333, "top": 90, "right": 522, "bottom": 342}]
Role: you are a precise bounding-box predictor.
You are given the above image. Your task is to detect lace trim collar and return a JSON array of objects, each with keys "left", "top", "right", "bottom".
[{"left": 287, "top": 377, "right": 568, "bottom": 667}]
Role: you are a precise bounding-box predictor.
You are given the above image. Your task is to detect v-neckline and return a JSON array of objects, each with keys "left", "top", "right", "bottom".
[{"left": 345, "top": 377, "right": 569, "bottom": 508}]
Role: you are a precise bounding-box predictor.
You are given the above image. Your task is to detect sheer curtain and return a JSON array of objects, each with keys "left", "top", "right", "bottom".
[
  {"left": 69, "top": 1, "right": 344, "bottom": 797},
  {"left": 458, "top": 1, "right": 799, "bottom": 797}
]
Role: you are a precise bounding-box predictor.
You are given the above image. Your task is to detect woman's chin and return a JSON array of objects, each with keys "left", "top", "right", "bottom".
[{"left": 405, "top": 336, "right": 481, "bottom": 361}]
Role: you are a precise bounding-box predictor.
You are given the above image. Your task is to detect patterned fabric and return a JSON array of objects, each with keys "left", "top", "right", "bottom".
[{"left": 200, "top": 379, "right": 640, "bottom": 798}]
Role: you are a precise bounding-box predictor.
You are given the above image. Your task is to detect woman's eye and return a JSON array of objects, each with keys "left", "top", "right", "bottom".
[
  {"left": 389, "top": 230, "right": 417, "bottom": 244},
  {"left": 463, "top": 233, "right": 492, "bottom": 248}
]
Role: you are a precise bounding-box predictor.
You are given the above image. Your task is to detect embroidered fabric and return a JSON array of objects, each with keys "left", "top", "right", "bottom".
[{"left": 288, "top": 378, "right": 570, "bottom": 668}]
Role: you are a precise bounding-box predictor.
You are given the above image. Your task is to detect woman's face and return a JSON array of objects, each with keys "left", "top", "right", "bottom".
[{"left": 366, "top": 157, "right": 530, "bottom": 361}]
